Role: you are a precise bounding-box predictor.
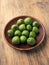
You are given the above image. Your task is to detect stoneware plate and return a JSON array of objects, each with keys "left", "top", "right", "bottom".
[{"left": 4, "top": 16, "right": 45, "bottom": 50}]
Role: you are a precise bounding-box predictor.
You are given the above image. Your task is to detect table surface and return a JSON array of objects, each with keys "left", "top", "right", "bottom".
[{"left": 0, "top": 0, "right": 49, "bottom": 65}]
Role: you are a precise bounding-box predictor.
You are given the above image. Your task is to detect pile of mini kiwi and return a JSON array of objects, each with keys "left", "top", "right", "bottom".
[{"left": 7, "top": 17, "right": 39, "bottom": 46}]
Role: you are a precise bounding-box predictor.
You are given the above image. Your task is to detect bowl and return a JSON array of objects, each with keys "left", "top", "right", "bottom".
[{"left": 4, "top": 16, "right": 45, "bottom": 50}]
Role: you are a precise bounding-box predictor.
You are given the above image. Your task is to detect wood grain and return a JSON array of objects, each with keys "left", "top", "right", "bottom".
[{"left": 0, "top": 0, "right": 49, "bottom": 65}]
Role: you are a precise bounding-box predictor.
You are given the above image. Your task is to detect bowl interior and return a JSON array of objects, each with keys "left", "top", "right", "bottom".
[{"left": 4, "top": 16, "right": 45, "bottom": 50}]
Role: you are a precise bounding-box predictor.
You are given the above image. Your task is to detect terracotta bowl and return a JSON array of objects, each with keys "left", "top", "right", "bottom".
[{"left": 4, "top": 16, "right": 45, "bottom": 50}]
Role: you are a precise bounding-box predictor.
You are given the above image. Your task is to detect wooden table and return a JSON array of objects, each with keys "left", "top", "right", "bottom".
[{"left": 0, "top": 0, "right": 49, "bottom": 65}]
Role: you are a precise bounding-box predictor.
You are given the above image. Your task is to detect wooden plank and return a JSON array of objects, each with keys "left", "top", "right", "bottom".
[{"left": 0, "top": 0, "right": 49, "bottom": 65}]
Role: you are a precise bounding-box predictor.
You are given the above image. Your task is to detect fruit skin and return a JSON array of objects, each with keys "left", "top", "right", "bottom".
[
  {"left": 32, "top": 27, "right": 39, "bottom": 33},
  {"left": 27, "top": 37, "right": 36, "bottom": 45},
  {"left": 11, "top": 24, "right": 18, "bottom": 31},
  {"left": 24, "top": 17, "right": 32, "bottom": 25},
  {"left": 32, "top": 21, "right": 38, "bottom": 27},
  {"left": 7, "top": 29, "right": 14, "bottom": 37},
  {"left": 20, "top": 36, "right": 27, "bottom": 43},
  {"left": 26, "top": 25, "right": 32, "bottom": 31},
  {"left": 14, "top": 30, "right": 21, "bottom": 36},
  {"left": 22, "top": 30, "right": 29, "bottom": 37},
  {"left": 17, "top": 19, "right": 24, "bottom": 25},
  {"left": 12, "top": 36, "right": 20, "bottom": 44},
  {"left": 19, "top": 24, "right": 26, "bottom": 31},
  {"left": 29, "top": 31, "right": 36, "bottom": 38}
]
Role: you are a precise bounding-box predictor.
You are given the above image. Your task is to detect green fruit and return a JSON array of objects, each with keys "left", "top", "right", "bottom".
[
  {"left": 26, "top": 25, "right": 32, "bottom": 31},
  {"left": 22, "top": 30, "right": 29, "bottom": 37},
  {"left": 29, "top": 31, "right": 36, "bottom": 38},
  {"left": 7, "top": 29, "right": 14, "bottom": 37},
  {"left": 11, "top": 24, "right": 18, "bottom": 31},
  {"left": 12, "top": 36, "right": 20, "bottom": 44},
  {"left": 32, "top": 27, "right": 39, "bottom": 33},
  {"left": 24, "top": 17, "right": 32, "bottom": 25},
  {"left": 14, "top": 30, "right": 21, "bottom": 36},
  {"left": 19, "top": 24, "right": 26, "bottom": 31},
  {"left": 20, "top": 36, "right": 27, "bottom": 43},
  {"left": 27, "top": 37, "right": 36, "bottom": 45},
  {"left": 17, "top": 19, "right": 24, "bottom": 25},
  {"left": 32, "top": 21, "right": 38, "bottom": 27}
]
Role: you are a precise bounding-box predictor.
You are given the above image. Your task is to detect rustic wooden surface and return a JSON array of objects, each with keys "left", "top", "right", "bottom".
[{"left": 0, "top": 0, "right": 49, "bottom": 65}]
